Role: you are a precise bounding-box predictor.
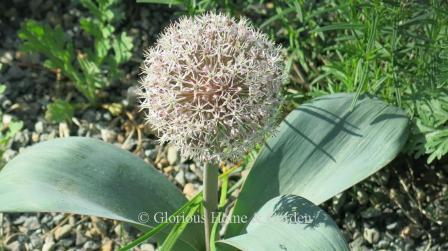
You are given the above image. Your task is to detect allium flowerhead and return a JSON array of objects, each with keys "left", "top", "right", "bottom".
[{"left": 139, "top": 13, "right": 286, "bottom": 162}]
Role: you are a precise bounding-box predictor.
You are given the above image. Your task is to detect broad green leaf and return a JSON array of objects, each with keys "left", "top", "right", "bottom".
[
  {"left": 0, "top": 137, "right": 204, "bottom": 251},
  {"left": 220, "top": 195, "right": 348, "bottom": 251},
  {"left": 226, "top": 93, "right": 409, "bottom": 237}
]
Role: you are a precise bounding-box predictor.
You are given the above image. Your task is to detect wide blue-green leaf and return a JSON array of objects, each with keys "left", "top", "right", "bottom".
[
  {"left": 226, "top": 93, "right": 409, "bottom": 237},
  {"left": 0, "top": 137, "right": 203, "bottom": 251},
  {"left": 219, "top": 195, "right": 348, "bottom": 251}
]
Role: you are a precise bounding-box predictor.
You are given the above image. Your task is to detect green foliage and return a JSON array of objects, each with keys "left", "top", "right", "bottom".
[
  {"left": 144, "top": 0, "right": 448, "bottom": 163},
  {"left": 225, "top": 93, "right": 409, "bottom": 238},
  {"left": 45, "top": 99, "right": 75, "bottom": 123},
  {"left": 0, "top": 137, "right": 204, "bottom": 251},
  {"left": 220, "top": 195, "right": 349, "bottom": 250},
  {"left": 19, "top": 0, "right": 133, "bottom": 108},
  {"left": 0, "top": 93, "right": 408, "bottom": 250}
]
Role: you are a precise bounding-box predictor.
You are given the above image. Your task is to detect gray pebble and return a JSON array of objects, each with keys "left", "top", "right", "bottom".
[
  {"left": 34, "top": 121, "right": 44, "bottom": 134},
  {"left": 101, "top": 128, "right": 117, "bottom": 143},
  {"left": 360, "top": 207, "right": 381, "bottom": 219},
  {"left": 58, "top": 238, "right": 74, "bottom": 248},
  {"left": 42, "top": 241, "right": 55, "bottom": 251},
  {"left": 7, "top": 241, "right": 24, "bottom": 251},
  {"left": 377, "top": 239, "right": 390, "bottom": 249},
  {"left": 144, "top": 149, "right": 157, "bottom": 159},
  {"left": 23, "top": 216, "right": 40, "bottom": 231},
  {"left": 54, "top": 224, "right": 72, "bottom": 240},
  {"left": 363, "top": 227, "right": 380, "bottom": 244},
  {"left": 83, "top": 240, "right": 100, "bottom": 251},
  {"left": 6, "top": 65, "right": 25, "bottom": 80},
  {"left": 140, "top": 243, "right": 155, "bottom": 251},
  {"left": 75, "top": 229, "right": 87, "bottom": 246},
  {"left": 175, "top": 169, "right": 185, "bottom": 186},
  {"left": 386, "top": 222, "right": 398, "bottom": 230},
  {"left": 185, "top": 171, "right": 196, "bottom": 183},
  {"left": 0, "top": 50, "right": 13, "bottom": 64}
]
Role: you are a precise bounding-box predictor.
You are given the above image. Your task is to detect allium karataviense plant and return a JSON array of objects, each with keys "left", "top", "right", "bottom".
[
  {"left": 139, "top": 13, "right": 286, "bottom": 250},
  {"left": 0, "top": 11, "right": 409, "bottom": 251},
  {"left": 139, "top": 13, "right": 286, "bottom": 162}
]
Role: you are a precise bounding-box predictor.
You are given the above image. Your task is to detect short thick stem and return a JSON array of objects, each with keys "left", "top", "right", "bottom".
[{"left": 203, "top": 163, "right": 218, "bottom": 251}]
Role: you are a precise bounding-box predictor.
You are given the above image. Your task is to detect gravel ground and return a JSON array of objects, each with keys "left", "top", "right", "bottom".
[{"left": 0, "top": 1, "right": 447, "bottom": 251}]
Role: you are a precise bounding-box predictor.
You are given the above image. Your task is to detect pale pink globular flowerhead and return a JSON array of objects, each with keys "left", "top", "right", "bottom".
[{"left": 139, "top": 13, "right": 286, "bottom": 162}]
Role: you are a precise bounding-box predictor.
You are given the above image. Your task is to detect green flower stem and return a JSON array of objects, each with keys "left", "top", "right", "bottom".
[{"left": 203, "top": 163, "right": 219, "bottom": 251}]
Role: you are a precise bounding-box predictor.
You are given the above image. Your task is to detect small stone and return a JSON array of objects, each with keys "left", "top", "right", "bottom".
[
  {"left": 75, "top": 229, "right": 87, "bottom": 246},
  {"left": 126, "top": 86, "right": 139, "bottom": 107},
  {"left": 140, "top": 243, "right": 155, "bottom": 251},
  {"left": 101, "top": 129, "right": 117, "bottom": 143},
  {"left": 2, "top": 114, "right": 12, "bottom": 125},
  {"left": 344, "top": 213, "right": 356, "bottom": 230},
  {"left": 163, "top": 166, "right": 173, "bottom": 174},
  {"left": 101, "top": 239, "right": 114, "bottom": 251},
  {"left": 83, "top": 240, "right": 101, "bottom": 251},
  {"left": 91, "top": 217, "right": 108, "bottom": 236},
  {"left": 54, "top": 224, "right": 73, "bottom": 240},
  {"left": 117, "top": 134, "right": 125, "bottom": 143},
  {"left": 356, "top": 190, "right": 368, "bottom": 205},
  {"left": 377, "top": 240, "right": 390, "bottom": 249},
  {"left": 34, "top": 121, "right": 44, "bottom": 133},
  {"left": 30, "top": 233, "right": 44, "bottom": 249},
  {"left": 7, "top": 241, "right": 24, "bottom": 251},
  {"left": 42, "top": 240, "right": 55, "bottom": 251},
  {"left": 363, "top": 227, "right": 380, "bottom": 244},
  {"left": 332, "top": 193, "right": 346, "bottom": 211},
  {"left": 4, "top": 234, "right": 19, "bottom": 245},
  {"left": 184, "top": 171, "right": 196, "bottom": 183},
  {"left": 175, "top": 169, "right": 185, "bottom": 186},
  {"left": 6, "top": 65, "right": 25, "bottom": 80},
  {"left": 349, "top": 236, "right": 364, "bottom": 250},
  {"left": 386, "top": 222, "right": 398, "bottom": 230},
  {"left": 82, "top": 110, "right": 97, "bottom": 122},
  {"left": 400, "top": 225, "right": 422, "bottom": 238},
  {"left": 23, "top": 216, "right": 40, "bottom": 231},
  {"left": 167, "top": 145, "right": 179, "bottom": 165},
  {"left": 40, "top": 214, "right": 52, "bottom": 225},
  {"left": 31, "top": 132, "right": 40, "bottom": 142},
  {"left": 144, "top": 149, "right": 157, "bottom": 159},
  {"left": 183, "top": 183, "right": 198, "bottom": 199},
  {"left": 0, "top": 51, "right": 13, "bottom": 64},
  {"left": 59, "top": 238, "right": 74, "bottom": 247},
  {"left": 361, "top": 207, "right": 381, "bottom": 219},
  {"left": 12, "top": 215, "right": 27, "bottom": 225},
  {"left": 51, "top": 214, "right": 65, "bottom": 225},
  {"left": 59, "top": 122, "right": 70, "bottom": 138}
]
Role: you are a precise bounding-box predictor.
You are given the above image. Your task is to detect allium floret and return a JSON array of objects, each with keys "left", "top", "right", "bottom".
[{"left": 140, "top": 13, "right": 286, "bottom": 162}]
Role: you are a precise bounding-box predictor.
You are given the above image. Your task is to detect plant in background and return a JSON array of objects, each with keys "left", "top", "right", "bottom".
[
  {"left": 139, "top": 12, "right": 285, "bottom": 249},
  {"left": 19, "top": 0, "right": 133, "bottom": 121},
  {"left": 0, "top": 12, "right": 409, "bottom": 251}
]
